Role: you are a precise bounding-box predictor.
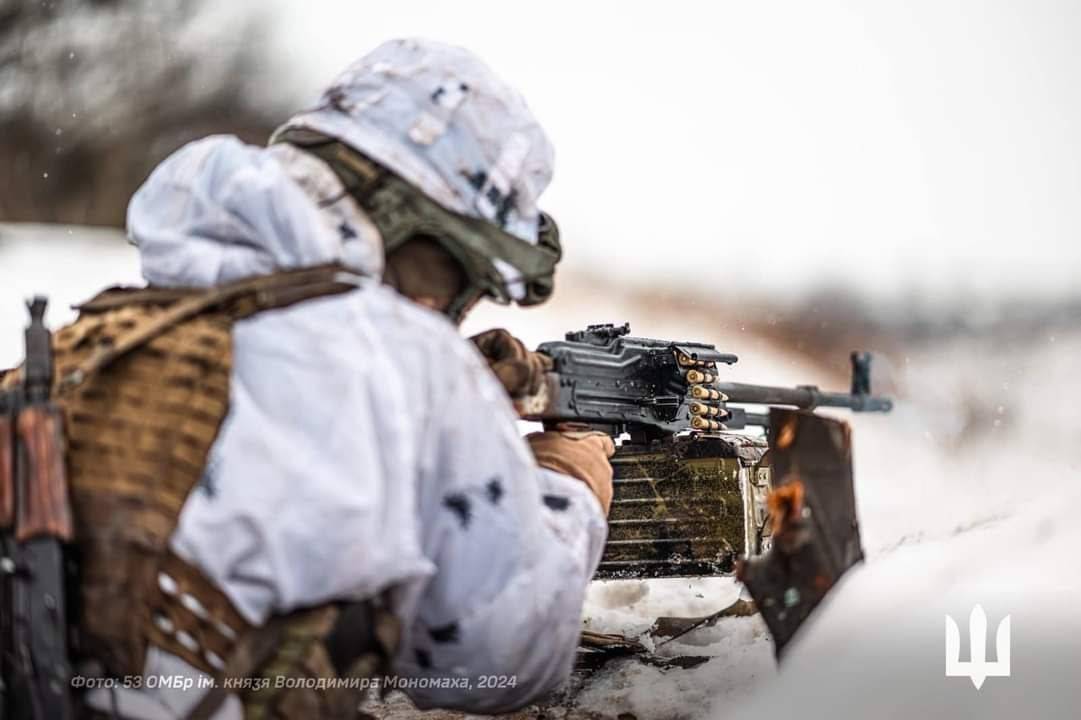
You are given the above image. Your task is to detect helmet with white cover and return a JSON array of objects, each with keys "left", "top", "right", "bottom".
[{"left": 271, "top": 38, "right": 561, "bottom": 318}]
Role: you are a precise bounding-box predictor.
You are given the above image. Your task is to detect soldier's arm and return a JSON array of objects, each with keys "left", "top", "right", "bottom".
[{"left": 397, "top": 355, "right": 608, "bottom": 713}]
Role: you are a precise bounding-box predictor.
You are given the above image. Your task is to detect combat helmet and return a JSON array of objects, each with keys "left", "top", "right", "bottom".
[{"left": 271, "top": 38, "right": 561, "bottom": 320}]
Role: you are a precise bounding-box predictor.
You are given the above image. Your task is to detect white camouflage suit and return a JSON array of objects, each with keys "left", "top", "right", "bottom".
[{"left": 85, "top": 40, "right": 608, "bottom": 718}]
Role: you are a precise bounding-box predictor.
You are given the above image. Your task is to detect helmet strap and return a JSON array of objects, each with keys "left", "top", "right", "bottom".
[{"left": 272, "top": 130, "right": 561, "bottom": 311}]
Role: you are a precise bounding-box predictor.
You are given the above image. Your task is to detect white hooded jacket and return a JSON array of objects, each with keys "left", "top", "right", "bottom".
[{"left": 89, "top": 135, "right": 607, "bottom": 718}]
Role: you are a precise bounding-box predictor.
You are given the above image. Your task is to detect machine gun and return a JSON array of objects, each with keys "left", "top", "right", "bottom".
[
  {"left": 527, "top": 322, "right": 892, "bottom": 442},
  {"left": 525, "top": 323, "right": 893, "bottom": 657}
]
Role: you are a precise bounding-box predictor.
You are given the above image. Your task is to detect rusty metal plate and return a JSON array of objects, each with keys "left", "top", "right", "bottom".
[{"left": 738, "top": 408, "right": 864, "bottom": 657}]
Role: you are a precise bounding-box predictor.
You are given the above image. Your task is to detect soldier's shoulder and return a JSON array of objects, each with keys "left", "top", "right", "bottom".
[
  {"left": 233, "top": 282, "right": 486, "bottom": 390},
  {"left": 363, "top": 285, "right": 481, "bottom": 367}
]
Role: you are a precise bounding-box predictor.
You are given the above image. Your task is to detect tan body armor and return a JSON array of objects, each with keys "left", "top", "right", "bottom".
[{"left": 4, "top": 267, "right": 398, "bottom": 719}]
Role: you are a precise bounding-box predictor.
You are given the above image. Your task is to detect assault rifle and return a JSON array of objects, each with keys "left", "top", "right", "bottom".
[
  {"left": 1, "top": 298, "right": 75, "bottom": 720},
  {"left": 525, "top": 322, "right": 892, "bottom": 441}
]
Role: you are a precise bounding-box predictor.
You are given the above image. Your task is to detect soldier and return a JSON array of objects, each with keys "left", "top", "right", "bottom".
[{"left": 2, "top": 39, "right": 614, "bottom": 719}]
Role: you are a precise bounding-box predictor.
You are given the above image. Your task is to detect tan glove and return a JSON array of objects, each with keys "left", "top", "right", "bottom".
[
  {"left": 526, "top": 427, "right": 615, "bottom": 515},
  {"left": 469, "top": 328, "right": 553, "bottom": 399}
]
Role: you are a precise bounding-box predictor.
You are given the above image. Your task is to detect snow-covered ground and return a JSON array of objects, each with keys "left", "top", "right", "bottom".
[
  {"left": 559, "top": 331, "right": 1081, "bottom": 720},
  {"left": 2, "top": 224, "right": 1077, "bottom": 718},
  {"left": 723, "top": 332, "right": 1081, "bottom": 720},
  {"left": 466, "top": 271, "right": 1081, "bottom": 720}
]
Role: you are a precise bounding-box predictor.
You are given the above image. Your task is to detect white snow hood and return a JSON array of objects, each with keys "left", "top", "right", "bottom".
[
  {"left": 128, "top": 135, "right": 383, "bottom": 287},
  {"left": 109, "top": 136, "right": 608, "bottom": 717}
]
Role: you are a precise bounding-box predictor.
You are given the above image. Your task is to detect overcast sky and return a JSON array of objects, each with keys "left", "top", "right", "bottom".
[{"left": 263, "top": 0, "right": 1080, "bottom": 304}]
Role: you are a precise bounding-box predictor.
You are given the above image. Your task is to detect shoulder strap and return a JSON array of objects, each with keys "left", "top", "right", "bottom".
[{"left": 59, "top": 264, "right": 362, "bottom": 394}]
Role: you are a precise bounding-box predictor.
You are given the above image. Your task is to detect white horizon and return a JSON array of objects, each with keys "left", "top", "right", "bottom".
[{"left": 255, "top": 0, "right": 1081, "bottom": 305}]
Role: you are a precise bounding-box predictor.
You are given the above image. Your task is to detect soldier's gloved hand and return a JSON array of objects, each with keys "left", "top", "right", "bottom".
[
  {"left": 470, "top": 328, "right": 552, "bottom": 399},
  {"left": 526, "top": 425, "right": 615, "bottom": 514}
]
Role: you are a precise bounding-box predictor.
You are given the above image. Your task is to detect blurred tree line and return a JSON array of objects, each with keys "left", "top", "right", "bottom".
[{"left": 0, "top": 0, "right": 277, "bottom": 226}]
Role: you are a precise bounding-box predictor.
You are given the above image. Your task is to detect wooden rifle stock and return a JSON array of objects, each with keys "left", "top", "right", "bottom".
[
  {"left": 0, "top": 410, "right": 13, "bottom": 528},
  {"left": 14, "top": 404, "right": 72, "bottom": 543}
]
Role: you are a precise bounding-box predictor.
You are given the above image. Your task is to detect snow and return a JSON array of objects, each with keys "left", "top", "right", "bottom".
[
  {"left": 0, "top": 224, "right": 141, "bottom": 368},
  {"left": 2, "top": 223, "right": 1077, "bottom": 718},
  {"left": 466, "top": 249, "right": 1081, "bottom": 718},
  {"left": 264, "top": 0, "right": 1081, "bottom": 306},
  {"left": 724, "top": 334, "right": 1081, "bottom": 720}
]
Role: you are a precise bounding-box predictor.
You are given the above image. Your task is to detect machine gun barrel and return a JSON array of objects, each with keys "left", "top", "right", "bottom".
[{"left": 715, "top": 382, "right": 894, "bottom": 413}]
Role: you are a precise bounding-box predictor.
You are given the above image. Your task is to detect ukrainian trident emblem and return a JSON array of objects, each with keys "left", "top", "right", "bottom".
[{"left": 945, "top": 604, "right": 1011, "bottom": 689}]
